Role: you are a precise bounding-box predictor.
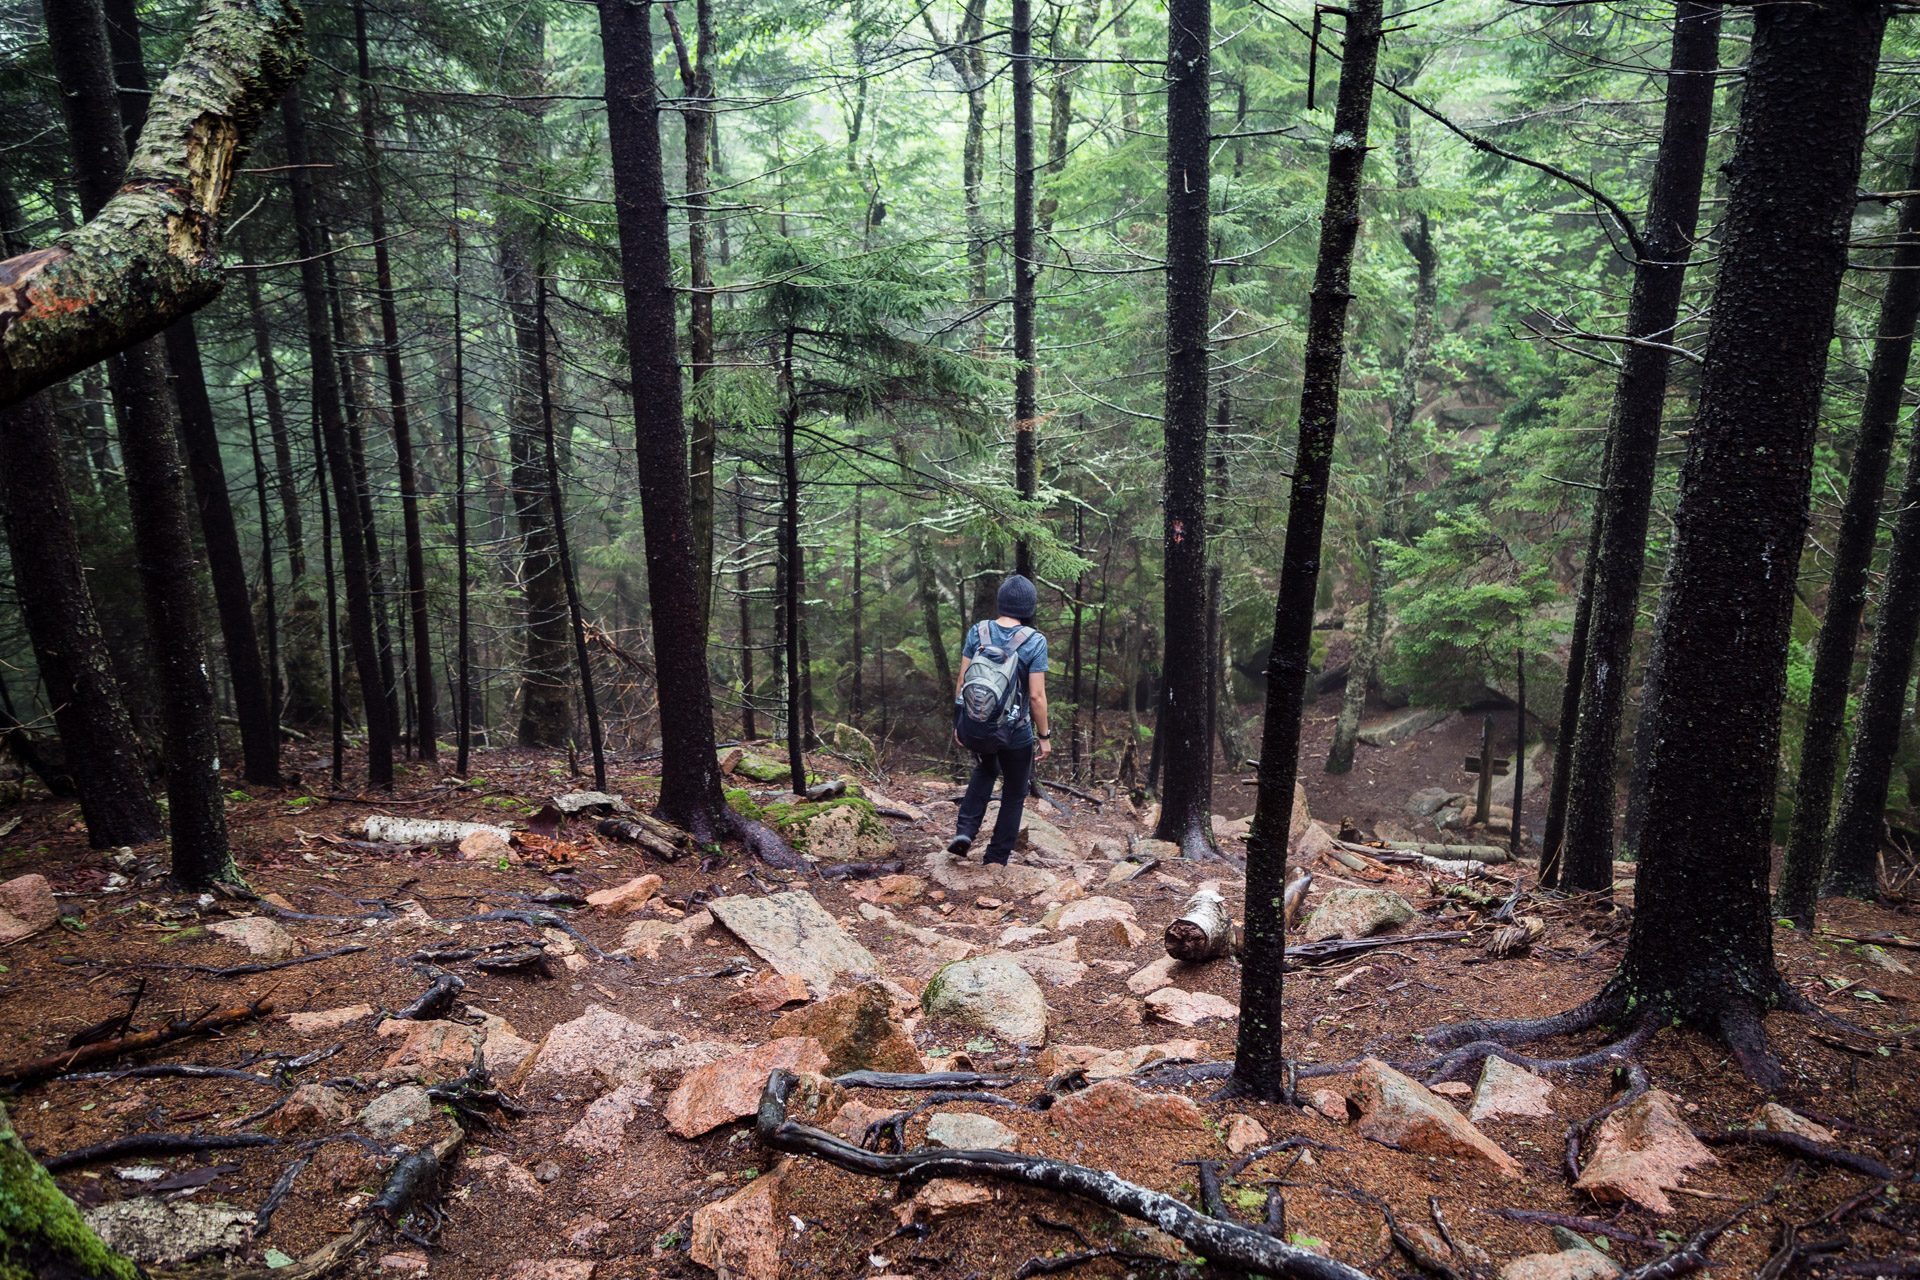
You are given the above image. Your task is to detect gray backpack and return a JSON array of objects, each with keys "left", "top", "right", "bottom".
[{"left": 954, "top": 622, "right": 1035, "bottom": 752}]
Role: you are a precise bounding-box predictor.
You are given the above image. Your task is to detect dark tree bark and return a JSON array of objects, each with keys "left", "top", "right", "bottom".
[
  {"left": 1, "top": 0, "right": 303, "bottom": 408},
  {"left": 1232, "top": 0, "right": 1383, "bottom": 1100},
  {"left": 0, "top": 392, "right": 162, "bottom": 844},
  {"left": 535, "top": 272, "right": 607, "bottom": 789},
  {"left": 314, "top": 404, "right": 344, "bottom": 785},
  {"left": 1012, "top": 0, "right": 1038, "bottom": 579},
  {"left": 500, "top": 239, "right": 574, "bottom": 747},
  {"left": 244, "top": 386, "right": 282, "bottom": 728},
  {"left": 453, "top": 209, "right": 474, "bottom": 776},
  {"left": 99, "top": 0, "right": 146, "bottom": 153},
  {"left": 1441, "top": 0, "right": 1888, "bottom": 1090},
  {"left": 1775, "top": 133, "right": 1920, "bottom": 920},
  {"left": 851, "top": 488, "right": 864, "bottom": 721},
  {"left": 283, "top": 86, "right": 395, "bottom": 789},
  {"left": 664, "top": 0, "right": 718, "bottom": 632},
  {"left": 1326, "top": 103, "right": 1434, "bottom": 776},
  {"left": 166, "top": 316, "right": 280, "bottom": 785},
  {"left": 598, "top": 0, "right": 797, "bottom": 867},
  {"left": 1150, "top": 0, "right": 1217, "bottom": 861},
  {"left": 735, "top": 482, "right": 757, "bottom": 739},
  {"left": 240, "top": 243, "right": 304, "bottom": 579},
  {"left": 781, "top": 334, "right": 807, "bottom": 792},
  {"left": 1558, "top": 1, "right": 1722, "bottom": 893},
  {"left": 1823, "top": 406, "right": 1920, "bottom": 901},
  {"left": 898, "top": 440, "right": 954, "bottom": 694},
  {"left": 354, "top": 1, "right": 436, "bottom": 761}
]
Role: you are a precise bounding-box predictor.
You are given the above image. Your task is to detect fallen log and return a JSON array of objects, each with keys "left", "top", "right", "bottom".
[
  {"left": 0, "top": 998, "right": 275, "bottom": 1088},
  {"left": 596, "top": 817, "right": 685, "bottom": 862},
  {"left": 757, "top": 1069, "right": 1372, "bottom": 1280},
  {"left": 1165, "top": 888, "right": 1235, "bottom": 963},
  {"left": 1346, "top": 839, "right": 1512, "bottom": 865},
  {"left": 349, "top": 816, "right": 509, "bottom": 845}
]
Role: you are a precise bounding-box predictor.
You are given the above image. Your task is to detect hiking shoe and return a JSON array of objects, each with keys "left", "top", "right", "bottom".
[{"left": 946, "top": 834, "right": 973, "bottom": 857}]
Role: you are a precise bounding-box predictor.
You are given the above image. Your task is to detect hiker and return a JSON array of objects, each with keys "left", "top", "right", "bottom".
[{"left": 948, "top": 574, "right": 1051, "bottom": 865}]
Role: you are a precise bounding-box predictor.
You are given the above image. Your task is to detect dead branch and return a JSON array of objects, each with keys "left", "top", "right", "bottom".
[
  {"left": 1013, "top": 1247, "right": 1171, "bottom": 1277},
  {"left": 126, "top": 944, "right": 369, "bottom": 977},
  {"left": 756, "top": 1068, "right": 1376, "bottom": 1280},
  {"left": 833, "top": 1070, "right": 1018, "bottom": 1090},
  {"left": 0, "top": 997, "right": 275, "bottom": 1087},
  {"left": 815, "top": 859, "right": 908, "bottom": 881}
]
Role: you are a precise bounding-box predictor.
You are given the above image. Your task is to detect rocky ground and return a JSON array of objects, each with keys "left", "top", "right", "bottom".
[{"left": 0, "top": 699, "right": 1915, "bottom": 1280}]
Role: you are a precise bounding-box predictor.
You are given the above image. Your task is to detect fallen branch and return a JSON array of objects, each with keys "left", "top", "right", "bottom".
[
  {"left": 1695, "top": 1128, "right": 1897, "bottom": 1180},
  {"left": 757, "top": 1069, "right": 1373, "bottom": 1280},
  {"left": 251, "top": 1153, "right": 310, "bottom": 1239},
  {"left": 1479, "top": 1207, "right": 1662, "bottom": 1249},
  {"left": 832, "top": 1070, "right": 1018, "bottom": 1090},
  {"left": 53, "top": 1063, "right": 280, "bottom": 1086},
  {"left": 1285, "top": 931, "right": 1469, "bottom": 965},
  {"left": 126, "top": 945, "right": 369, "bottom": 977},
  {"left": 1039, "top": 779, "right": 1105, "bottom": 807},
  {"left": 40, "top": 1131, "right": 281, "bottom": 1173},
  {"left": 597, "top": 816, "right": 686, "bottom": 862},
  {"left": 1013, "top": 1246, "right": 1169, "bottom": 1277},
  {"left": 0, "top": 998, "right": 275, "bottom": 1087}
]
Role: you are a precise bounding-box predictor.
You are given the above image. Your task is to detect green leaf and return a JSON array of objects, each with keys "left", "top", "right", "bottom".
[{"left": 265, "top": 1249, "right": 296, "bottom": 1269}]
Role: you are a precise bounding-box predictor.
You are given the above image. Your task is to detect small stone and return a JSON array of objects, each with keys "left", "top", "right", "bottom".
[
  {"left": 1301, "top": 889, "right": 1416, "bottom": 942},
  {"left": 360, "top": 1085, "right": 433, "bottom": 1138},
  {"left": 1308, "top": 1088, "right": 1350, "bottom": 1122},
  {"left": 1498, "top": 1252, "right": 1621, "bottom": 1280},
  {"left": 1469, "top": 1055, "right": 1555, "bottom": 1123},
  {"left": 506, "top": 1262, "right": 595, "bottom": 1280},
  {"left": 1574, "top": 1090, "right": 1718, "bottom": 1214},
  {"left": 206, "top": 916, "right": 301, "bottom": 958},
  {"left": 586, "top": 874, "right": 664, "bottom": 912},
  {"left": 690, "top": 1161, "right": 788, "bottom": 1280},
  {"left": 1143, "top": 987, "right": 1238, "bottom": 1026},
  {"left": 663, "top": 1037, "right": 831, "bottom": 1137},
  {"left": 975, "top": 897, "right": 1004, "bottom": 909},
  {"left": 998, "top": 925, "right": 1049, "bottom": 948},
  {"left": 1224, "top": 1114, "right": 1269, "bottom": 1154},
  {"left": 527, "top": 1004, "right": 682, "bottom": 1082},
  {"left": 921, "top": 955, "right": 1049, "bottom": 1046},
  {"left": 0, "top": 874, "right": 57, "bottom": 932},
  {"left": 847, "top": 874, "right": 927, "bottom": 905},
  {"left": 1107, "top": 919, "right": 1149, "bottom": 948},
  {"left": 1051, "top": 1079, "right": 1209, "bottom": 1133},
  {"left": 1053, "top": 896, "right": 1138, "bottom": 930},
  {"left": 771, "top": 982, "right": 925, "bottom": 1074},
  {"left": 565, "top": 1216, "right": 611, "bottom": 1250},
  {"left": 1351, "top": 1058, "right": 1519, "bottom": 1177},
  {"left": 827, "top": 1099, "right": 897, "bottom": 1143},
  {"left": 1430, "top": 1081, "right": 1471, "bottom": 1098},
  {"left": 925, "top": 1111, "right": 1020, "bottom": 1151},
  {"left": 536, "top": 1160, "right": 562, "bottom": 1183},
  {"left": 286, "top": 1004, "right": 375, "bottom": 1034},
  {"left": 458, "top": 830, "right": 513, "bottom": 862},
  {"left": 1747, "top": 1102, "right": 1835, "bottom": 1143},
  {"left": 730, "top": 970, "right": 812, "bottom": 1012},
  {"left": 564, "top": 1080, "right": 654, "bottom": 1153},
  {"left": 469, "top": 1153, "right": 545, "bottom": 1197},
  {"left": 1030, "top": 879, "right": 1086, "bottom": 908},
  {"left": 1009, "top": 938, "right": 1089, "bottom": 988},
  {"left": 894, "top": 1178, "right": 994, "bottom": 1225},
  {"left": 264, "top": 1083, "right": 351, "bottom": 1134},
  {"left": 1034, "top": 1040, "right": 1207, "bottom": 1078}
]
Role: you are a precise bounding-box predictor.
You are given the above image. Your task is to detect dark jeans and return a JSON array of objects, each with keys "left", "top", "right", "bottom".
[{"left": 955, "top": 744, "right": 1034, "bottom": 864}]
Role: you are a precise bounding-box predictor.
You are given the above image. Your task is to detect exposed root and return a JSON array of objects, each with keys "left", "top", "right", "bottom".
[
  {"left": 1566, "top": 1060, "right": 1650, "bottom": 1183},
  {"left": 1480, "top": 1208, "right": 1662, "bottom": 1249},
  {"left": 861, "top": 1091, "right": 1029, "bottom": 1152},
  {"left": 833, "top": 1070, "right": 1018, "bottom": 1091},
  {"left": 1012, "top": 1247, "right": 1177, "bottom": 1278},
  {"left": 1716, "top": 1001, "right": 1784, "bottom": 1093},
  {"left": 1419, "top": 1023, "right": 1652, "bottom": 1087},
  {"left": 756, "top": 1068, "right": 1376, "bottom": 1280},
  {"left": 1420, "top": 990, "right": 1620, "bottom": 1052},
  {"left": 728, "top": 809, "right": 805, "bottom": 871},
  {"left": 1613, "top": 1182, "right": 1782, "bottom": 1280},
  {"left": 1695, "top": 1128, "right": 1897, "bottom": 1181}
]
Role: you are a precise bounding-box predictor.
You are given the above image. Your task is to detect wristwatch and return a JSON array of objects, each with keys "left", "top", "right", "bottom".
[{"left": 1037, "top": 732, "right": 1052, "bottom": 739}]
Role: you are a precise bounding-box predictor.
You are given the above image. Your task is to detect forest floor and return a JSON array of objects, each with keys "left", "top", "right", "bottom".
[{"left": 0, "top": 694, "right": 1915, "bottom": 1280}]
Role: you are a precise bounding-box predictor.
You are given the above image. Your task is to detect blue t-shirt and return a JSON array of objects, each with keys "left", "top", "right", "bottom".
[{"left": 959, "top": 620, "right": 1049, "bottom": 748}]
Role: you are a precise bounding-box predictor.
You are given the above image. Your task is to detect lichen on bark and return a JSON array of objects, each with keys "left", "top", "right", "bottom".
[{"left": 0, "top": 1100, "right": 141, "bottom": 1280}]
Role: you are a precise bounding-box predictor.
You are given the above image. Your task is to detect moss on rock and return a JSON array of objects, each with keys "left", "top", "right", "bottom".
[{"left": 0, "top": 1100, "right": 141, "bottom": 1280}]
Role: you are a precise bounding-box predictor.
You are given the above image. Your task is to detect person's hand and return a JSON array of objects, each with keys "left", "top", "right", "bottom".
[
  {"left": 1036, "top": 737, "right": 1052, "bottom": 762},
  {"left": 954, "top": 730, "right": 964, "bottom": 750}
]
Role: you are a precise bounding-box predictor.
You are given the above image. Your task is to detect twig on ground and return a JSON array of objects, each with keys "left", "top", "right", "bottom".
[
  {"left": 0, "top": 996, "right": 276, "bottom": 1087},
  {"left": 833, "top": 1070, "right": 1018, "bottom": 1090},
  {"left": 1012, "top": 1246, "right": 1171, "bottom": 1277},
  {"left": 125, "top": 945, "right": 370, "bottom": 977},
  {"left": 1614, "top": 1180, "right": 1786, "bottom": 1280},
  {"left": 53, "top": 1063, "right": 280, "bottom": 1086},
  {"left": 1480, "top": 1207, "right": 1661, "bottom": 1248},
  {"left": 251, "top": 1154, "right": 311, "bottom": 1240}
]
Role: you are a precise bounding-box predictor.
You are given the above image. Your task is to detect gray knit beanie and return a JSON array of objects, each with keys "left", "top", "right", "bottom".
[{"left": 996, "top": 574, "right": 1038, "bottom": 620}]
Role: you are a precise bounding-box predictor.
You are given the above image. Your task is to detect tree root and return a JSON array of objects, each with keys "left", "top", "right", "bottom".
[
  {"left": 1613, "top": 1182, "right": 1781, "bottom": 1279},
  {"left": 861, "top": 1091, "right": 1030, "bottom": 1152},
  {"left": 123, "top": 945, "right": 370, "bottom": 978},
  {"left": 727, "top": 810, "right": 806, "bottom": 872},
  {"left": 1012, "top": 1246, "right": 1175, "bottom": 1278},
  {"left": 40, "top": 1131, "right": 282, "bottom": 1174},
  {"left": 1421, "top": 991, "right": 1620, "bottom": 1052},
  {"left": 1419, "top": 1024, "right": 1652, "bottom": 1087},
  {"left": 0, "top": 996, "right": 277, "bottom": 1088},
  {"left": 833, "top": 1070, "right": 1018, "bottom": 1090},
  {"left": 1480, "top": 1208, "right": 1662, "bottom": 1249},
  {"left": 756, "top": 1068, "right": 1376, "bottom": 1280},
  {"left": 1695, "top": 1128, "right": 1897, "bottom": 1181}
]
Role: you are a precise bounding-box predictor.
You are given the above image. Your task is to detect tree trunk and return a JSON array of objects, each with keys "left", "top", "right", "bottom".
[
  {"left": 898, "top": 440, "right": 954, "bottom": 694},
  {"left": 1, "top": 0, "right": 304, "bottom": 408},
  {"left": 1326, "top": 105, "right": 1434, "bottom": 776},
  {"left": 354, "top": 0, "right": 436, "bottom": 761},
  {"left": 1012, "top": 0, "right": 1038, "bottom": 578},
  {"left": 315, "top": 403, "right": 344, "bottom": 785},
  {"left": 782, "top": 336, "right": 807, "bottom": 792},
  {"left": 0, "top": 1099, "right": 142, "bottom": 1280},
  {"left": 1233, "top": 0, "right": 1383, "bottom": 1100},
  {"left": 501, "top": 239, "right": 575, "bottom": 747},
  {"left": 1559, "top": 0, "right": 1722, "bottom": 893},
  {"left": 736, "top": 480, "right": 757, "bottom": 739},
  {"left": 1597, "top": 0, "right": 1885, "bottom": 1087},
  {"left": 0, "top": 392, "right": 163, "bottom": 844},
  {"left": 166, "top": 315, "right": 279, "bottom": 785},
  {"left": 453, "top": 210, "right": 474, "bottom": 777},
  {"left": 283, "top": 85, "right": 395, "bottom": 789},
  {"left": 928, "top": 1, "right": 989, "bottom": 311},
  {"left": 598, "top": 0, "right": 796, "bottom": 866},
  {"left": 240, "top": 241, "right": 304, "bottom": 580},
  {"left": 1150, "top": 0, "right": 1216, "bottom": 860},
  {"left": 1774, "top": 133, "right": 1920, "bottom": 921},
  {"left": 851, "top": 488, "right": 864, "bottom": 721},
  {"left": 244, "top": 387, "right": 282, "bottom": 732},
  {"left": 666, "top": 0, "right": 718, "bottom": 634}
]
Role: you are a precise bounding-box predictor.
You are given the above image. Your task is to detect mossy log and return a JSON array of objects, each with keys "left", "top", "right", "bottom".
[
  {"left": 0, "top": 0, "right": 305, "bottom": 406},
  {"left": 0, "top": 1099, "right": 141, "bottom": 1280}
]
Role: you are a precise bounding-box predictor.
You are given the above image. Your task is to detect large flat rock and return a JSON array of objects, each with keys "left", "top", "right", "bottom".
[{"left": 708, "top": 890, "right": 883, "bottom": 998}]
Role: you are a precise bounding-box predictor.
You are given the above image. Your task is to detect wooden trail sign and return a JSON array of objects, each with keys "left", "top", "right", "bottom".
[{"left": 1466, "top": 714, "right": 1507, "bottom": 824}]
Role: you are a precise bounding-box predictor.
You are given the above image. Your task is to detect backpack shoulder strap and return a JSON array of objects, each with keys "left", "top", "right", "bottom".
[
  {"left": 974, "top": 620, "right": 993, "bottom": 650},
  {"left": 1010, "top": 626, "right": 1035, "bottom": 651}
]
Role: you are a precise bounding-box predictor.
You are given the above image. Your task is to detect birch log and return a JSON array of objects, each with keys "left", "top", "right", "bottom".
[{"left": 1164, "top": 888, "right": 1235, "bottom": 962}]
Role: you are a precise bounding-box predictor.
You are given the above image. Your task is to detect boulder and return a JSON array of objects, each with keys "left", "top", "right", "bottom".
[
  {"left": 563, "top": 1081, "right": 653, "bottom": 1154},
  {"left": 1308, "top": 1088, "right": 1350, "bottom": 1122},
  {"left": 1050, "top": 896, "right": 1137, "bottom": 931},
  {"left": 83, "top": 1199, "right": 253, "bottom": 1264},
  {"left": 1293, "top": 820, "right": 1340, "bottom": 862},
  {"left": 1030, "top": 879, "right": 1086, "bottom": 908},
  {"left": 925, "top": 1111, "right": 1020, "bottom": 1151},
  {"left": 378, "top": 1014, "right": 533, "bottom": 1081},
  {"left": 847, "top": 874, "right": 927, "bottom": 905},
  {"left": 1469, "top": 1055, "right": 1555, "bottom": 1123},
  {"left": 206, "top": 916, "right": 300, "bottom": 959},
  {"left": 1498, "top": 1250, "right": 1620, "bottom": 1280},
  {"left": 286, "top": 1004, "right": 375, "bottom": 1035},
  {"left": 1052, "top": 1079, "right": 1209, "bottom": 1132},
  {"left": 1573, "top": 1090, "right": 1717, "bottom": 1214},
  {"left": 1290, "top": 781, "right": 1312, "bottom": 846},
  {"left": 921, "top": 955, "right": 1049, "bottom": 1046},
  {"left": 360, "top": 1085, "right": 433, "bottom": 1139},
  {"left": 0, "top": 874, "right": 57, "bottom": 936},
  {"left": 770, "top": 982, "right": 925, "bottom": 1074},
  {"left": 663, "top": 1037, "right": 832, "bottom": 1138},
  {"left": 855, "top": 903, "right": 977, "bottom": 969},
  {"left": 619, "top": 909, "right": 712, "bottom": 956},
  {"left": 1358, "top": 706, "right": 1450, "bottom": 746},
  {"left": 709, "top": 890, "right": 883, "bottom": 998},
  {"left": 1018, "top": 815, "right": 1079, "bottom": 861},
  {"left": 469, "top": 1153, "right": 545, "bottom": 1197},
  {"left": 998, "top": 924, "right": 1049, "bottom": 948},
  {"left": 1301, "top": 888, "right": 1416, "bottom": 942},
  {"left": 730, "top": 970, "right": 812, "bottom": 1012},
  {"left": 728, "top": 750, "right": 791, "bottom": 783},
  {"left": 1224, "top": 1114, "right": 1270, "bottom": 1154},
  {"left": 550, "top": 790, "right": 635, "bottom": 815},
  {"left": 927, "top": 843, "right": 1061, "bottom": 896},
  {"left": 621, "top": 1040, "right": 746, "bottom": 1082},
  {"left": 264, "top": 1084, "right": 351, "bottom": 1134},
  {"left": 1212, "top": 814, "right": 1253, "bottom": 843},
  {"left": 865, "top": 791, "right": 925, "bottom": 823},
  {"left": 1351, "top": 1058, "right": 1519, "bottom": 1176},
  {"left": 1407, "top": 788, "right": 1464, "bottom": 819},
  {"left": 1035, "top": 1040, "right": 1207, "bottom": 1078},
  {"left": 586, "top": 874, "right": 664, "bottom": 912},
  {"left": 690, "top": 1161, "right": 788, "bottom": 1280},
  {"left": 1144, "top": 987, "right": 1238, "bottom": 1026},
  {"left": 527, "top": 1005, "right": 683, "bottom": 1082},
  {"left": 829, "top": 722, "right": 879, "bottom": 769},
  {"left": 827, "top": 1099, "right": 897, "bottom": 1143},
  {"left": 1747, "top": 1102, "right": 1835, "bottom": 1143}
]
